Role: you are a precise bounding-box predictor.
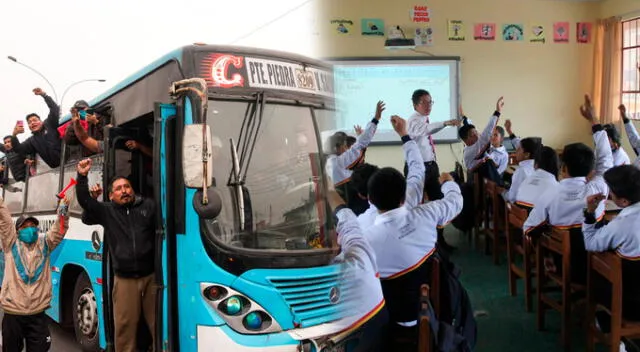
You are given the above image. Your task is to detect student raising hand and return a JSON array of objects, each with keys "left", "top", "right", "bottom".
[
  {"left": 579, "top": 94, "right": 597, "bottom": 124},
  {"left": 390, "top": 115, "right": 408, "bottom": 136},
  {"left": 496, "top": 96, "right": 505, "bottom": 113},
  {"left": 374, "top": 101, "right": 386, "bottom": 121}
]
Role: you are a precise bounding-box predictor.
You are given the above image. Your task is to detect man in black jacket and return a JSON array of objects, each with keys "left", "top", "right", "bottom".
[
  {"left": 11, "top": 88, "right": 61, "bottom": 168},
  {"left": 75, "top": 158, "right": 157, "bottom": 352},
  {"left": 0, "top": 136, "right": 26, "bottom": 183}
]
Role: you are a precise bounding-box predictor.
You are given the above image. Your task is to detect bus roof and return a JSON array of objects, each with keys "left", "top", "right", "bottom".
[{"left": 60, "top": 44, "right": 333, "bottom": 125}]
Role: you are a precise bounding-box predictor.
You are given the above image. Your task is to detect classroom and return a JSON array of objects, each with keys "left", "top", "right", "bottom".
[{"left": 318, "top": 0, "right": 640, "bottom": 350}]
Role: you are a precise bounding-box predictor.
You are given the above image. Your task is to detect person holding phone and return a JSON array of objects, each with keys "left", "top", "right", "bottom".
[
  {"left": 11, "top": 88, "right": 62, "bottom": 168},
  {"left": 69, "top": 101, "right": 116, "bottom": 156},
  {"left": 0, "top": 130, "right": 27, "bottom": 183}
]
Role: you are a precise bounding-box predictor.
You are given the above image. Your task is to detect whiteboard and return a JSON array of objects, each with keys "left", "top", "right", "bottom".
[{"left": 328, "top": 57, "right": 460, "bottom": 144}]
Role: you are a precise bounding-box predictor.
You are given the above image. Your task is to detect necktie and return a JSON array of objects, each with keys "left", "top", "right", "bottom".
[{"left": 426, "top": 116, "right": 436, "bottom": 161}]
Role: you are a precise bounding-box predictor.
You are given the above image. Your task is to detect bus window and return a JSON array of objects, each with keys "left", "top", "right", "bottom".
[
  {"left": 63, "top": 155, "right": 104, "bottom": 214},
  {"left": 204, "top": 100, "right": 329, "bottom": 250},
  {"left": 25, "top": 155, "right": 60, "bottom": 213},
  {"left": 3, "top": 166, "right": 25, "bottom": 214},
  {"left": 64, "top": 143, "right": 86, "bottom": 166}
]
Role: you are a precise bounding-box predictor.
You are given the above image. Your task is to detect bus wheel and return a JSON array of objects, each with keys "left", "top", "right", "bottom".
[{"left": 73, "top": 271, "right": 100, "bottom": 351}]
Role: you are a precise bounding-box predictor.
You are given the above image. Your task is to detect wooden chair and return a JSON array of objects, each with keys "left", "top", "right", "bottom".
[
  {"left": 418, "top": 256, "right": 442, "bottom": 352},
  {"left": 418, "top": 284, "right": 434, "bottom": 352},
  {"left": 505, "top": 202, "right": 535, "bottom": 312},
  {"left": 472, "top": 173, "right": 484, "bottom": 248},
  {"left": 586, "top": 252, "right": 640, "bottom": 352},
  {"left": 482, "top": 179, "right": 505, "bottom": 265},
  {"left": 536, "top": 228, "right": 586, "bottom": 351}
]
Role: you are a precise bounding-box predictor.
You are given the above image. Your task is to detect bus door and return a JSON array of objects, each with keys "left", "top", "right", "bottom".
[
  {"left": 103, "top": 122, "right": 163, "bottom": 351},
  {"left": 153, "top": 103, "right": 179, "bottom": 352}
]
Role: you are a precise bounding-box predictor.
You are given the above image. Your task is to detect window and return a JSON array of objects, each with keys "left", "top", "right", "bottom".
[
  {"left": 622, "top": 18, "right": 640, "bottom": 119},
  {"left": 203, "top": 100, "right": 332, "bottom": 251},
  {"left": 24, "top": 154, "right": 59, "bottom": 213}
]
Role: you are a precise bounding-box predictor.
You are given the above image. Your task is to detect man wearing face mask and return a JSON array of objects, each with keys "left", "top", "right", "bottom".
[
  {"left": 0, "top": 196, "right": 69, "bottom": 352},
  {"left": 75, "top": 158, "right": 158, "bottom": 352}
]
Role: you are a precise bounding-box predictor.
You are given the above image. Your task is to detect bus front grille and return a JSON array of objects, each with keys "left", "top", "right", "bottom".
[{"left": 267, "top": 272, "right": 347, "bottom": 327}]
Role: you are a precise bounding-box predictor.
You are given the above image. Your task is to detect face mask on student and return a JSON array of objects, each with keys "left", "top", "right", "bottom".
[{"left": 18, "top": 227, "right": 39, "bottom": 244}]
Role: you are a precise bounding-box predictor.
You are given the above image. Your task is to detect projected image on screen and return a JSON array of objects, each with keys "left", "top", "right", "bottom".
[{"left": 329, "top": 59, "right": 460, "bottom": 144}]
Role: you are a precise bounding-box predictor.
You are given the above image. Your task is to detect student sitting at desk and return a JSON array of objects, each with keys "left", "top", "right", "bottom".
[
  {"left": 523, "top": 94, "right": 614, "bottom": 284},
  {"left": 459, "top": 97, "right": 503, "bottom": 184},
  {"left": 502, "top": 131, "right": 542, "bottom": 203},
  {"left": 602, "top": 123, "right": 630, "bottom": 166},
  {"left": 325, "top": 101, "right": 384, "bottom": 214},
  {"left": 582, "top": 165, "right": 640, "bottom": 352},
  {"left": 514, "top": 146, "right": 559, "bottom": 211},
  {"left": 484, "top": 126, "right": 509, "bottom": 175}
]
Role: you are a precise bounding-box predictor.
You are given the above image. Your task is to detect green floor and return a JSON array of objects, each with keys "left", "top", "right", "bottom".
[{"left": 445, "top": 228, "right": 638, "bottom": 352}]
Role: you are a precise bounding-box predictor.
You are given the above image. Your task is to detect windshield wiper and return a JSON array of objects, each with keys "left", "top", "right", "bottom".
[
  {"left": 227, "top": 93, "right": 265, "bottom": 230},
  {"left": 229, "top": 137, "right": 245, "bottom": 229}
]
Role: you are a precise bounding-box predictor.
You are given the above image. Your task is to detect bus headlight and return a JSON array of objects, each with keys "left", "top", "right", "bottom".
[
  {"left": 200, "top": 283, "right": 282, "bottom": 334},
  {"left": 243, "top": 311, "right": 271, "bottom": 330},
  {"left": 220, "top": 295, "right": 247, "bottom": 316}
]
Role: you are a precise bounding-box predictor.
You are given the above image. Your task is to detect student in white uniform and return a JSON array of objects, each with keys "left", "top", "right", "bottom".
[
  {"left": 350, "top": 131, "right": 425, "bottom": 231},
  {"left": 325, "top": 101, "right": 384, "bottom": 213},
  {"left": 459, "top": 97, "right": 503, "bottom": 174},
  {"left": 325, "top": 186, "right": 388, "bottom": 352},
  {"left": 602, "top": 124, "right": 631, "bottom": 166},
  {"left": 502, "top": 136, "right": 541, "bottom": 203},
  {"left": 363, "top": 116, "right": 463, "bottom": 350},
  {"left": 582, "top": 165, "right": 640, "bottom": 352},
  {"left": 485, "top": 125, "right": 509, "bottom": 175},
  {"left": 523, "top": 94, "right": 614, "bottom": 284},
  {"left": 514, "top": 146, "right": 559, "bottom": 211},
  {"left": 619, "top": 104, "right": 640, "bottom": 169},
  {"left": 351, "top": 163, "right": 381, "bottom": 229}
]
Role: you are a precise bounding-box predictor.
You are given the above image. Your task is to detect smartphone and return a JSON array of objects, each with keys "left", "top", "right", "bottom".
[{"left": 17, "top": 120, "right": 23, "bottom": 127}]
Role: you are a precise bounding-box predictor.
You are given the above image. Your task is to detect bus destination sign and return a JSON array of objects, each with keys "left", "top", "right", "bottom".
[{"left": 199, "top": 53, "right": 333, "bottom": 97}]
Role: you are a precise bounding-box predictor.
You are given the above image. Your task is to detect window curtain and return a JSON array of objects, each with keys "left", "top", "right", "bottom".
[{"left": 592, "top": 16, "right": 622, "bottom": 124}]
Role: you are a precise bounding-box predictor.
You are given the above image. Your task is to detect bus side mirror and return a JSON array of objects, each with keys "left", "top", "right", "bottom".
[{"left": 183, "top": 124, "right": 214, "bottom": 189}]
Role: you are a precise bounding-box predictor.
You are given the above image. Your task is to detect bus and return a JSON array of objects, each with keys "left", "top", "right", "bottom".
[{"left": 4, "top": 44, "right": 351, "bottom": 351}]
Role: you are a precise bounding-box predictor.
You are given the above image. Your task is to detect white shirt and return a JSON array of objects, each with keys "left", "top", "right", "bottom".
[
  {"left": 486, "top": 145, "right": 509, "bottom": 174},
  {"left": 356, "top": 139, "right": 426, "bottom": 230},
  {"left": 364, "top": 181, "right": 463, "bottom": 279},
  {"left": 582, "top": 201, "right": 640, "bottom": 258},
  {"left": 624, "top": 120, "right": 640, "bottom": 169},
  {"left": 331, "top": 208, "right": 386, "bottom": 333},
  {"left": 357, "top": 202, "right": 378, "bottom": 229},
  {"left": 408, "top": 111, "right": 446, "bottom": 163},
  {"left": 515, "top": 168, "right": 559, "bottom": 209},
  {"left": 326, "top": 120, "right": 377, "bottom": 185},
  {"left": 613, "top": 147, "right": 631, "bottom": 166},
  {"left": 504, "top": 159, "right": 535, "bottom": 203},
  {"left": 523, "top": 129, "right": 614, "bottom": 233},
  {"left": 463, "top": 113, "right": 500, "bottom": 171}
]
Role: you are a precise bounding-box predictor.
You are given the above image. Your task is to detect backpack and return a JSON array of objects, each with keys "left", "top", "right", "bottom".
[{"left": 423, "top": 251, "right": 477, "bottom": 352}]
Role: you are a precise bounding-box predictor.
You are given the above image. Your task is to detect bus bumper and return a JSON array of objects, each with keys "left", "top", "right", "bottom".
[
  {"left": 196, "top": 323, "right": 346, "bottom": 351},
  {"left": 197, "top": 325, "right": 299, "bottom": 351}
]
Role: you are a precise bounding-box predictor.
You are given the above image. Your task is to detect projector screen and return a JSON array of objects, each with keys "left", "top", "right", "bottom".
[{"left": 329, "top": 57, "right": 460, "bottom": 144}]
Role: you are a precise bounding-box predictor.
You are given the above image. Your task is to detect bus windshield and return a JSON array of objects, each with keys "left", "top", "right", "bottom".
[{"left": 203, "top": 99, "right": 333, "bottom": 251}]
